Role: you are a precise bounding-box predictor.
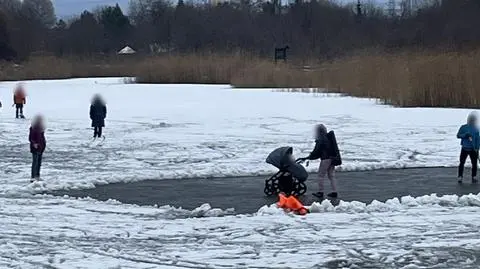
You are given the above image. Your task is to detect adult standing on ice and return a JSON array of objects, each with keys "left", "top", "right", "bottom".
[
  {"left": 90, "top": 94, "right": 107, "bottom": 139},
  {"left": 301, "top": 124, "right": 342, "bottom": 199},
  {"left": 13, "top": 83, "right": 26, "bottom": 119},
  {"left": 457, "top": 112, "right": 480, "bottom": 184},
  {"left": 29, "top": 115, "right": 46, "bottom": 182}
]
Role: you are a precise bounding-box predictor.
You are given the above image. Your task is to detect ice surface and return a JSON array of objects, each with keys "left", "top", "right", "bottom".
[
  {"left": 0, "top": 78, "right": 474, "bottom": 192},
  {"left": 1, "top": 193, "right": 480, "bottom": 268},
  {"left": 1, "top": 78, "right": 480, "bottom": 268}
]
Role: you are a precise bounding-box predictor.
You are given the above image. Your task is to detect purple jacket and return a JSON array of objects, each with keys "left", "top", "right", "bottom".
[{"left": 29, "top": 125, "right": 46, "bottom": 153}]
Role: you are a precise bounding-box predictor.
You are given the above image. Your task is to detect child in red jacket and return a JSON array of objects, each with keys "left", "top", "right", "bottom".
[
  {"left": 14, "top": 83, "right": 26, "bottom": 119},
  {"left": 29, "top": 115, "right": 46, "bottom": 181}
]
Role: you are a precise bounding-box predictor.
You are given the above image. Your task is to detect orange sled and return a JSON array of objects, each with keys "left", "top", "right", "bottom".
[{"left": 277, "top": 193, "right": 309, "bottom": 215}]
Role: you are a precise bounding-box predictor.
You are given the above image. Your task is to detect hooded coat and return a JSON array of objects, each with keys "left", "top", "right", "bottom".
[
  {"left": 90, "top": 99, "right": 107, "bottom": 127},
  {"left": 29, "top": 123, "right": 46, "bottom": 153},
  {"left": 457, "top": 113, "right": 480, "bottom": 151},
  {"left": 14, "top": 88, "right": 26, "bottom": 105},
  {"left": 308, "top": 124, "right": 334, "bottom": 161}
]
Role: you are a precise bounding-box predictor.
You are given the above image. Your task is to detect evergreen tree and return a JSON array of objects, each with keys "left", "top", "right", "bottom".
[{"left": 0, "top": 11, "right": 16, "bottom": 60}]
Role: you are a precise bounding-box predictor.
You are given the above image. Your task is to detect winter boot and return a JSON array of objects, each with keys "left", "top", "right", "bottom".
[
  {"left": 312, "top": 192, "right": 324, "bottom": 199},
  {"left": 327, "top": 192, "right": 338, "bottom": 198}
]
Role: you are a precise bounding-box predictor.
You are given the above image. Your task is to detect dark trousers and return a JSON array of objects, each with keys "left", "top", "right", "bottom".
[
  {"left": 94, "top": 126, "right": 103, "bottom": 138},
  {"left": 15, "top": 104, "right": 23, "bottom": 118},
  {"left": 459, "top": 149, "right": 478, "bottom": 178},
  {"left": 31, "top": 152, "right": 43, "bottom": 179}
]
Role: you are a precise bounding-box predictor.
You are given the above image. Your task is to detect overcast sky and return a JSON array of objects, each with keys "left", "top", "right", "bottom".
[
  {"left": 54, "top": 0, "right": 130, "bottom": 17},
  {"left": 53, "top": 0, "right": 387, "bottom": 18}
]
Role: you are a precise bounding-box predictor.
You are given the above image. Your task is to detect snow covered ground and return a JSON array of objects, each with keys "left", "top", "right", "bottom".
[
  {"left": 2, "top": 193, "right": 480, "bottom": 268},
  {"left": 1, "top": 77, "right": 480, "bottom": 268},
  {"left": 0, "top": 77, "right": 473, "bottom": 192}
]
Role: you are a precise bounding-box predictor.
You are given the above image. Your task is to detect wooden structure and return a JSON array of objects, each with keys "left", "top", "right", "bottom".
[{"left": 274, "top": 46, "right": 289, "bottom": 63}]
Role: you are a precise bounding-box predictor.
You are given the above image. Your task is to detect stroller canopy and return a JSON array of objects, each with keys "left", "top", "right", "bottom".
[{"left": 266, "top": 147, "right": 308, "bottom": 182}]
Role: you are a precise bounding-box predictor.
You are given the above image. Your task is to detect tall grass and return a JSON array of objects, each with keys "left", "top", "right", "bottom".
[
  {"left": 0, "top": 56, "right": 137, "bottom": 81},
  {"left": 134, "top": 54, "right": 251, "bottom": 84},
  {"left": 316, "top": 51, "right": 480, "bottom": 108},
  {"left": 234, "top": 51, "right": 480, "bottom": 108},
  {"left": 2, "top": 51, "right": 480, "bottom": 108}
]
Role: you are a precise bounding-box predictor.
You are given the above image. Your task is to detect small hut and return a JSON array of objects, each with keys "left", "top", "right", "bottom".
[{"left": 118, "top": 46, "right": 136, "bottom": 55}]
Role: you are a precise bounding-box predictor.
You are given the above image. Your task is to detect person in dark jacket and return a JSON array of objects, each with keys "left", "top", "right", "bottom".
[
  {"left": 300, "top": 124, "right": 339, "bottom": 199},
  {"left": 90, "top": 94, "right": 107, "bottom": 139},
  {"left": 29, "top": 115, "right": 46, "bottom": 181},
  {"left": 457, "top": 112, "right": 480, "bottom": 184}
]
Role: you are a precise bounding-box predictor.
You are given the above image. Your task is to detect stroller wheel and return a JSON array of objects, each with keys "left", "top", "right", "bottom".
[
  {"left": 264, "top": 186, "right": 274, "bottom": 196},
  {"left": 296, "top": 182, "right": 307, "bottom": 196},
  {"left": 264, "top": 178, "right": 277, "bottom": 196},
  {"left": 264, "top": 177, "right": 282, "bottom": 196},
  {"left": 289, "top": 178, "right": 307, "bottom": 197}
]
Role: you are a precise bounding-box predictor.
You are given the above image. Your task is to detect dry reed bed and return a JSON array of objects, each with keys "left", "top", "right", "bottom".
[
  {"left": 1, "top": 51, "right": 479, "bottom": 108},
  {"left": 233, "top": 51, "right": 480, "bottom": 108},
  {"left": 322, "top": 52, "right": 480, "bottom": 107},
  {"left": 0, "top": 56, "right": 136, "bottom": 81},
  {"left": 133, "top": 54, "right": 250, "bottom": 84}
]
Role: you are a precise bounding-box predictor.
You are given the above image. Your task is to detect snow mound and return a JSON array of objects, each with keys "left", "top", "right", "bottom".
[
  {"left": 0, "top": 194, "right": 235, "bottom": 219},
  {"left": 258, "top": 192, "right": 480, "bottom": 215}
]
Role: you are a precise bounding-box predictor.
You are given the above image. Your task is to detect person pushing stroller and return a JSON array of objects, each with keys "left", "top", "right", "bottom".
[
  {"left": 300, "top": 124, "right": 342, "bottom": 199},
  {"left": 457, "top": 112, "right": 480, "bottom": 184},
  {"left": 90, "top": 94, "right": 107, "bottom": 139}
]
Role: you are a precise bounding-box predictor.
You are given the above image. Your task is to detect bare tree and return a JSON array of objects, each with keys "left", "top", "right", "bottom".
[
  {"left": 1, "top": 0, "right": 480, "bottom": 60},
  {"left": 21, "top": 0, "right": 55, "bottom": 27},
  {"left": 0, "top": 0, "right": 21, "bottom": 12},
  {"left": 0, "top": 10, "right": 16, "bottom": 59}
]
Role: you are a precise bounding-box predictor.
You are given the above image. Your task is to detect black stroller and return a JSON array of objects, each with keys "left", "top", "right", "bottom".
[{"left": 264, "top": 147, "right": 308, "bottom": 196}]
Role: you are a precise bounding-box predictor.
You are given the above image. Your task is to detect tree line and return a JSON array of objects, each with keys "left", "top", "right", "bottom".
[{"left": 1, "top": 0, "right": 480, "bottom": 61}]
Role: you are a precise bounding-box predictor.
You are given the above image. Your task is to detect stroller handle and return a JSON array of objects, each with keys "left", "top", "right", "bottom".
[{"left": 295, "top": 158, "right": 309, "bottom": 167}]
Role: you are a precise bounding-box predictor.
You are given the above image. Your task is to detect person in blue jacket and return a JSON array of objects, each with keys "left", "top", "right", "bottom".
[{"left": 457, "top": 112, "right": 480, "bottom": 183}]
